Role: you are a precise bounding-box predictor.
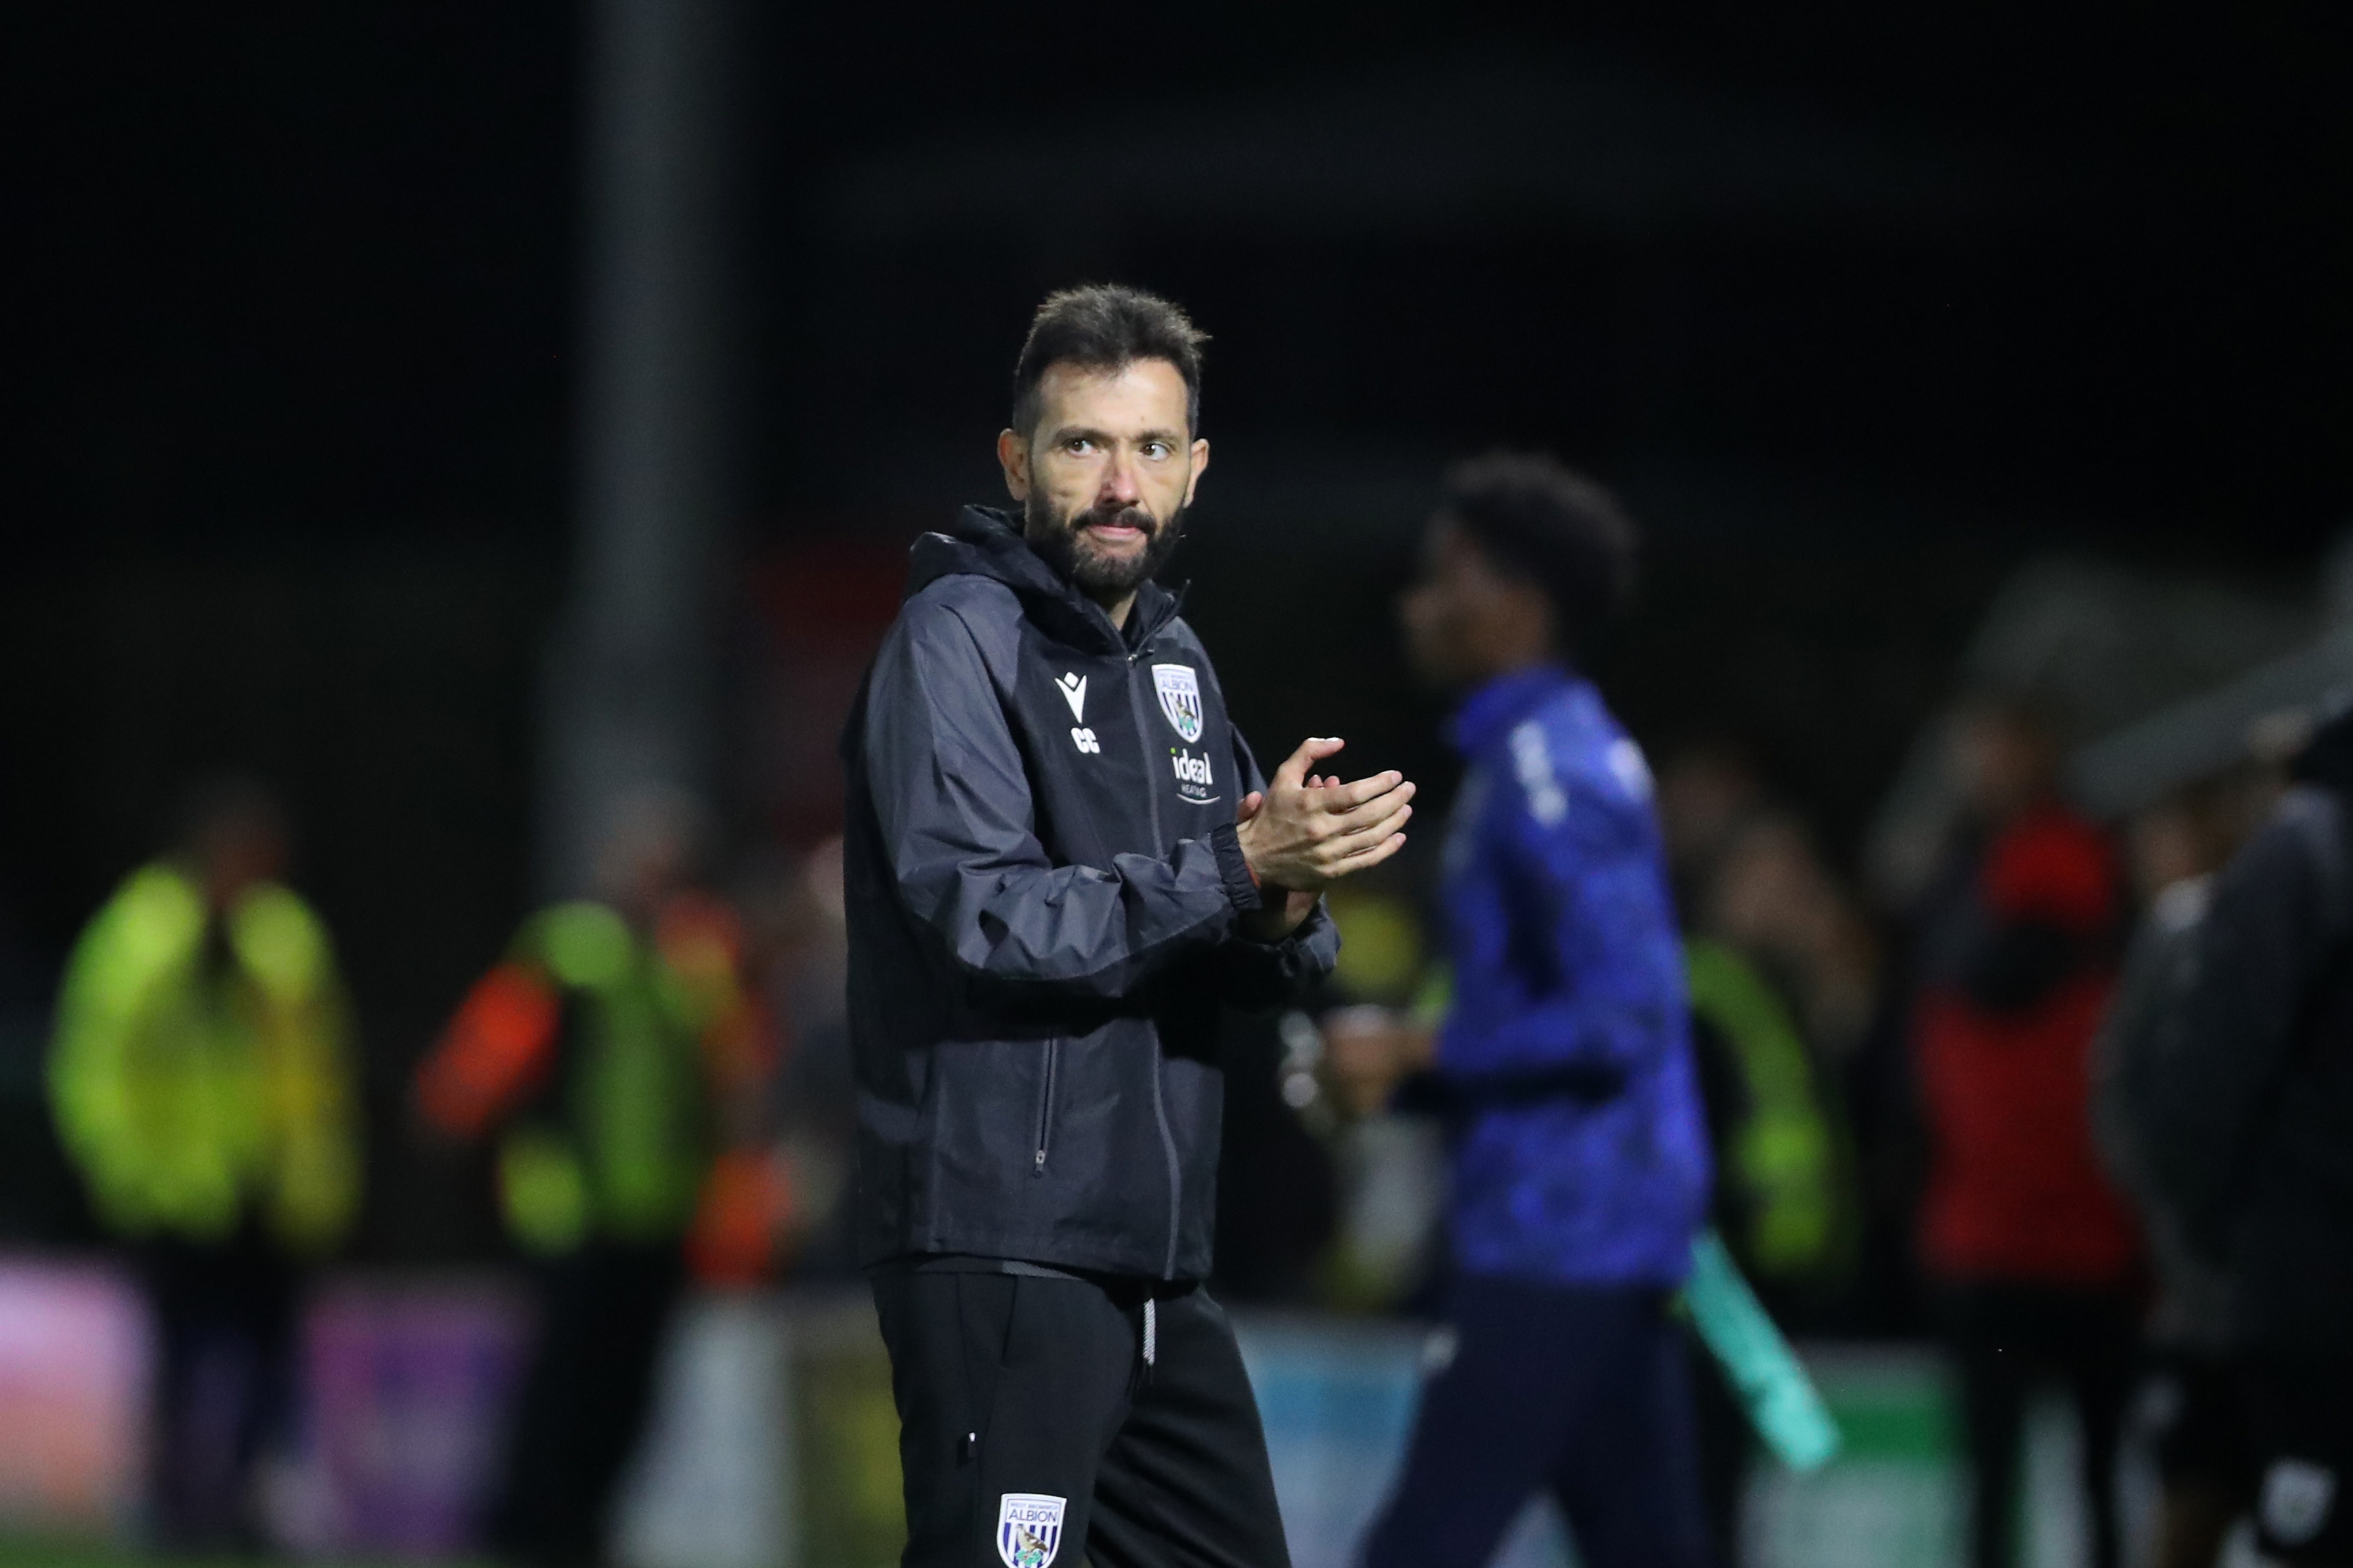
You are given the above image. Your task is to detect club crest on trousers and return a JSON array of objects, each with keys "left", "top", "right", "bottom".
[
  {"left": 1153, "top": 663, "right": 1204, "bottom": 743},
  {"left": 998, "top": 1493, "right": 1066, "bottom": 1568}
]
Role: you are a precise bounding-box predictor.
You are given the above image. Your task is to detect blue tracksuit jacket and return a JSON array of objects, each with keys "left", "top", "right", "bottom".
[{"left": 1435, "top": 664, "right": 1711, "bottom": 1287}]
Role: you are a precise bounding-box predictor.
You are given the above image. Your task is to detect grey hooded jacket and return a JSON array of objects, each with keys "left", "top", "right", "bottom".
[
  {"left": 2142, "top": 774, "right": 2353, "bottom": 1363},
  {"left": 840, "top": 506, "right": 1338, "bottom": 1280}
]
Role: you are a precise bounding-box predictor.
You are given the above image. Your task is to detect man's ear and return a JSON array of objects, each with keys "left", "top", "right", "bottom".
[
  {"left": 997, "top": 428, "right": 1031, "bottom": 501},
  {"left": 1183, "top": 437, "right": 1210, "bottom": 508}
]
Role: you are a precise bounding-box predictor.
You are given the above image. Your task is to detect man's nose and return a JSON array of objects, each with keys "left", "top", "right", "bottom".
[{"left": 1100, "top": 451, "right": 1142, "bottom": 504}]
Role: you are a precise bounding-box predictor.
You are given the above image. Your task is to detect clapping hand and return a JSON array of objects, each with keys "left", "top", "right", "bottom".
[{"left": 1232, "top": 737, "right": 1413, "bottom": 939}]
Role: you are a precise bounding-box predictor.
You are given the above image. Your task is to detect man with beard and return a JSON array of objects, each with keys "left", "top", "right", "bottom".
[{"left": 840, "top": 284, "right": 1414, "bottom": 1568}]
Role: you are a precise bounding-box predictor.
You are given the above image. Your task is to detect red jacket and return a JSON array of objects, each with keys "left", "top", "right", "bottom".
[{"left": 1914, "top": 805, "right": 2141, "bottom": 1286}]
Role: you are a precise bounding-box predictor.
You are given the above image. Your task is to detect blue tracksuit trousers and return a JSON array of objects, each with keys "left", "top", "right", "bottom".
[{"left": 1362, "top": 1275, "right": 1713, "bottom": 1568}]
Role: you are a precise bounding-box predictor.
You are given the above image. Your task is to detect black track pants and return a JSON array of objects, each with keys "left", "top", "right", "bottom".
[
  {"left": 139, "top": 1235, "right": 296, "bottom": 1552},
  {"left": 1936, "top": 1283, "right": 2135, "bottom": 1568},
  {"left": 872, "top": 1271, "right": 1292, "bottom": 1568}
]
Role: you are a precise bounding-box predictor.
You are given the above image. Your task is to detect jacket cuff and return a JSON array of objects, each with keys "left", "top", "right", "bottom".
[{"left": 1210, "top": 822, "right": 1265, "bottom": 913}]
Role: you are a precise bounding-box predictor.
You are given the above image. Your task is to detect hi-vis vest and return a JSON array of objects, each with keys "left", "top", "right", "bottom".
[
  {"left": 1683, "top": 938, "right": 1849, "bottom": 1284},
  {"left": 417, "top": 896, "right": 758, "bottom": 1256},
  {"left": 49, "top": 863, "right": 361, "bottom": 1252}
]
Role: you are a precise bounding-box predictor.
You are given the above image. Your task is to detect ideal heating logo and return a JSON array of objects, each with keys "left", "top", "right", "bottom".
[{"left": 1168, "top": 745, "right": 1216, "bottom": 802}]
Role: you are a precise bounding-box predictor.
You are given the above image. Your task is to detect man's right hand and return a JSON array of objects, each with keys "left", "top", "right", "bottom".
[{"left": 1234, "top": 737, "right": 1414, "bottom": 892}]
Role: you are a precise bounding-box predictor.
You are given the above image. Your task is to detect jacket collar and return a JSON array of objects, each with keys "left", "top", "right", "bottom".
[
  {"left": 904, "top": 505, "right": 1180, "bottom": 659},
  {"left": 1446, "top": 662, "right": 1577, "bottom": 754}
]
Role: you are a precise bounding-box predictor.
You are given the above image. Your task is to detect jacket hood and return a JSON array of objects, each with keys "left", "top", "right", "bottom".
[{"left": 905, "top": 506, "right": 1179, "bottom": 657}]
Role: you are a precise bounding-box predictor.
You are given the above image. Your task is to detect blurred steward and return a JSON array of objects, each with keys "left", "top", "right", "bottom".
[
  {"left": 2136, "top": 705, "right": 2353, "bottom": 1568},
  {"left": 49, "top": 776, "right": 359, "bottom": 1551},
  {"left": 1363, "top": 455, "right": 1713, "bottom": 1568},
  {"left": 1908, "top": 693, "right": 2140, "bottom": 1568},
  {"left": 1692, "top": 838, "right": 1864, "bottom": 1297},
  {"left": 414, "top": 788, "right": 775, "bottom": 1568},
  {"left": 2094, "top": 772, "right": 2276, "bottom": 1568},
  {"left": 1658, "top": 751, "right": 1868, "bottom": 1303},
  {"left": 1660, "top": 754, "right": 1864, "bottom": 1565},
  {"left": 1664, "top": 742, "right": 1925, "bottom": 1345}
]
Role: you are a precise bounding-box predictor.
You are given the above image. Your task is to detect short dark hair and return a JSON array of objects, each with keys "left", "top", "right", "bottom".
[
  {"left": 1441, "top": 452, "right": 1638, "bottom": 653},
  {"left": 1011, "top": 285, "right": 1207, "bottom": 439}
]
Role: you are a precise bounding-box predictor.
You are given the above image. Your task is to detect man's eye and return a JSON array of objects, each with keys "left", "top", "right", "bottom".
[
  {"left": 1064, "top": 438, "right": 1094, "bottom": 455},
  {"left": 1140, "top": 442, "right": 1170, "bottom": 459}
]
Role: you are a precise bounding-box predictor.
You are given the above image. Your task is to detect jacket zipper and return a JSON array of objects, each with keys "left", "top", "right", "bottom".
[
  {"left": 1032, "top": 1039, "right": 1060, "bottom": 1176},
  {"left": 1147, "top": 1052, "right": 1181, "bottom": 1277},
  {"left": 1124, "top": 645, "right": 1166, "bottom": 846},
  {"left": 1122, "top": 583, "right": 1185, "bottom": 660}
]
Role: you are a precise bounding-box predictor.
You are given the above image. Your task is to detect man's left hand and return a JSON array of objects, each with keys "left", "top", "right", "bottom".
[{"left": 1233, "top": 787, "right": 1323, "bottom": 941}]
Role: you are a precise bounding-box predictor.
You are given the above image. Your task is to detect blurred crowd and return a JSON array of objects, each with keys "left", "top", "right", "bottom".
[
  {"left": 1221, "top": 681, "right": 2341, "bottom": 1568},
  {"left": 22, "top": 777, "right": 860, "bottom": 1563},
  {"left": 7, "top": 590, "right": 2351, "bottom": 1568}
]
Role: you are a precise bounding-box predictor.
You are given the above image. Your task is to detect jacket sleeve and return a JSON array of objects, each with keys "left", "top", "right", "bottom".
[
  {"left": 2143, "top": 789, "right": 2348, "bottom": 1254},
  {"left": 1201, "top": 728, "right": 1340, "bottom": 1010},
  {"left": 47, "top": 873, "right": 177, "bottom": 1223},
  {"left": 415, "top": 959, "right": 563, "bottom": 1138},
  {"left": 237, "top": 888, "right": 363, "bottom": 1254},
  {"left": 2088, "top": 887, "right": 2204, "bottom": 1205},
  {"left": 865, "top": 598, "right": 1261, "bottom": 999},
  {"left": 1434, "top": 744, "right": 1672, "bottom": 1100}
]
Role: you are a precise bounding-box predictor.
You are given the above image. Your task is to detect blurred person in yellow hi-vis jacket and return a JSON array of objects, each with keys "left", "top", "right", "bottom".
[
  {"left": 48, "top": 776, "right": 359, "bottom": 1551},
  {"left": 415, "top": 788, "right": 777, "bottom": 1568}
]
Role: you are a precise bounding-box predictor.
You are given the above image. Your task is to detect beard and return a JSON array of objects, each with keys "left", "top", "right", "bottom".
[{"left": 1024, "top": 491, "right": 1187, "bottom": 601}]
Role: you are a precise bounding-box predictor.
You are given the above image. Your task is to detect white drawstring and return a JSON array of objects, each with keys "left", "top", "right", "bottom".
[{"left": 1143, "top": 1298, "right": 1157, "bottom": 1366}]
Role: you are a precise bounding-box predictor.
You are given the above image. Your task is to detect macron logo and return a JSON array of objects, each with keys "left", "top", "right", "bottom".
[{"left": 1055, "top": 672, "right": 1087, "bottom": 722}]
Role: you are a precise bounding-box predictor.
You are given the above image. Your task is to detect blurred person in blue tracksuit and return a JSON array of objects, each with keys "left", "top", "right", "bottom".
[{"left": 1362, "top": 454, "right": 1715, "bottom": 1568}]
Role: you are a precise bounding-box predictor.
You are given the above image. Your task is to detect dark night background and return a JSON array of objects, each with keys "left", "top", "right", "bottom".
[{"left": 3, "top": 3, "right": 2349, "bottom": 1256}]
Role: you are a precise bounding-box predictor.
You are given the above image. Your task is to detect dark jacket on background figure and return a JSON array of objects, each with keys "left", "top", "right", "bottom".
[
  {"left": 841, "top": 507, "right": 1338, "bottom": 1281},
  {"left": 2092, "top": 875, "right": 2232, "bottom": 1352},
  {"left": 2145, "top": 722, "right": 2353, "bottom": 1364}
]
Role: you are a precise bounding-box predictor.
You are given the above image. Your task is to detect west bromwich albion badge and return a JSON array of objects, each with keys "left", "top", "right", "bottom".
[
  {"left": 997, "top": 1493, "right": 1066, "bottom": 1568},
  {"left": 1153, "top": 663, "right": 1204, "bottom": 743}
]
